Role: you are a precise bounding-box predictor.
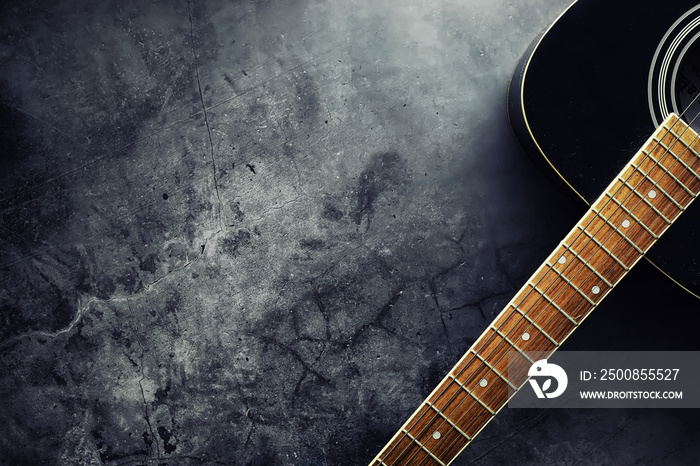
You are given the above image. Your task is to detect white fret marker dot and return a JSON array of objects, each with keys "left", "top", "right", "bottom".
[
  {"left": 592, "top": 285, "right": 601, "bottom": 294},
  {"left": 649, "top": 190, "right": 657, "bottom": 199},
  {"left": 522, "top": 332, "right": 530, "bottom": 341},
  {"left": 432, "top": 431, "right": 441, "bottom": 440},
  {"left": 622, "top": 219, "right": 631, "bottom": 228},
  {"left": 479, "top": 378, "right": 488, "bottom": 387},
  {"left": 558, "top": 255, "right": 566, "bottom": 264}
]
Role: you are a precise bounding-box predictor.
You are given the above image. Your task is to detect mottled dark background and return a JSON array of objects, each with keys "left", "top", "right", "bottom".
[{"left": 1, "top": 1, "right": 699, "bottom": 465}]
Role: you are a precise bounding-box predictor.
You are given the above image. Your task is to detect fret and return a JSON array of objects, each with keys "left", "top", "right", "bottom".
[
  {"left": 572, "top": 229, "right": 642, "bottom": 275},
  {"left": 634, "top": 156, "right": 695, "bottom": 202},
  {"left": 572, "top": 212, "right": 644, "bottom": 265},
  {"left": 654, "top": 131, "right": 692, "bottom": 157},
  {"left": 660, "top": 124, "right": 700, "bottom": 158},
  {"left": 650, "top": 136, "right": 700, "bottom": 185},
  {"left": 468, "top": 349, "right": 518, "bottom": 390},
  {"left": 530, "top": 261, "right": 606, "bottom": 311},
  {"left": 618, "top": 176, "right": 681, "bottom": 222},
  {"left": 608, "top": 183, "right": 674, "bottom": 225},
  {"left": 592, "top": 200, "right": 659, "bottom": 246},
  {"left": 425, "top": 402, "right": 472, "bottom": 441},
  {"left": 401, "top": 431, "right": 446, "bottom": 466},
  {"left": 491, "top": 326, "right": 536, "bottom": 364},
  {"left": 625, "top": 151, "right": 692, "bottom": 208},
  {"left": 371, "top": 114, "right": 700, "bottom": 466},
  {"left": 621, "top": 170, "right": 683, "bottom": 216},
  {"left": 472, "top": 328, "right": 535, "bottom": 388},
  {"left": 579, "top": 215, "right": 644, "bottom": 255},
  {"left": 654, "top": 129, "right": 700, "bottom": 171},
  {"left": 594, "top": 196, "right": 657, "bottom": 241},
  {"left": 543, "top": 263, "right": 599, "bottom": 306},
  {"left": 602, "top": 192, "right": 668, "bottom": 238},
  {"left": 507, "top": 304, "right": 561, "bottom": 348},
  {"left": 510, "top": 288, "right": 577, "bottom": 343},
  {"left": 424, "top": 380, "right": 492, "bottom": 436},
  {"left": 618, "top": 169, "right": 683, "bottom": 211},
  {"left": 415, "top": 382, "right": 492, "bottom": 445},
  {"left": 403, "top": 403, "right": 475, "bottom": 465},
  {"left": 448, "top": 356, "right": 510, "bottom": 412},
  {"left": 493, "top": 311, "right": 558, "bottom": 357},
  {"left": 529, "top": 283, "right": 581, "bottom": 325},
  {"left": 563, "top": 235, "right": 629, "bottom": 273},
  {"left": 378, "top": 432, "right": 428, "bottom": 465},
  {"left": 548, "top": 254, "right": 612, "bottom": 288},
  {"left": 653, "top": 119, "right": 700, "bottom": 182},
  {"left": 448, "top": 374, "right": 496, "bottom": 415}
]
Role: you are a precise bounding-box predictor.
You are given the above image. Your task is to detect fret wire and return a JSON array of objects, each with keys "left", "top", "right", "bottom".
[
  {"left": 400, "top": 347, "right": 509, "bottom": 466},
  {"left": 584, "top": 209, "right": 647, "bottom": 253},
  {"left": 375, "top": 116, "right": 700, "bottom": 466},
  {"left": 558, "top": 240, "right": 619, "bottom": 277},
  {"left": 620, "top": 168, "right": 684, "bottom": 210},
  {"left": 530, "top": 283, "right": 579, "bottom": 325},
  {"left": 635, "top": 154, "right": 696, "bottom": 199},
  {"left": 532, "top": 114, "right": 700, "bottom": 394},
  {"left": 593, "top": 199, "right": 658, "bottom": 240},
  {"left": 603, "top": 189, "right": 670, "bottom": 227},
  {"left": 563, "top": 238, "right": 629, "bottom": 271},
  {"left": 533, "top": 115, "right": 700, "bottom": 359},
  {"left": 653, "top": 135, "right": 700, "bottom": 183},
  {"left": 508, "top": 303, "right": 561, "bottom": 347},
  {"left": 495, "top": 315, "right": 558, "bottom": 366},
  {"left": 408, "top": 346, "right": 513, "bottom": 466},
  {"left": 624, "top": 153, "right": 689, "bottom": 209},
  {"left": 580, "top": 211, "right": 650, "bottom": 254},
  {"left": 544, "top": 264, "right": 597, "bottom": 305},
  {"left": 425, "top": 402, "right": 472, "bottom": 440},
  {"left": 447, "top": 374, "right": 496, "bottom": 415},
  {"left": 654, "top": 133, "right": 700, "bottom": 170},
  {"left": 591, "top": 201, "right": 658, "bottom": 241},
  {"left": 450, "top": 116, "right": 699, "bottom": 463},
  {"left": 616, "top": 177, "right": 676, "bottom": 222},
  {"left": 400, "top": 430, "right": 447, "bottom": 466},
  {"left": 515, "top": 117, "right": 698, "bottom": 414},
  {"left": 490, "top": 326, "right": 536, "bottom": 364},
  {"left": 548, "top": 256, "right": 613, "bottom": 288},
  {"left": 517, "top": 126, "right": 683, "bottom": 380},
  {"left": 469, "top": 349, "right": 517, "bottom": 390}
]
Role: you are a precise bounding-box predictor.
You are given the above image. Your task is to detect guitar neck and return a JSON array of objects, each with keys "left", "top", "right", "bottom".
[{"left": 370, "top": 113, "right": 700, "bottom": 466}]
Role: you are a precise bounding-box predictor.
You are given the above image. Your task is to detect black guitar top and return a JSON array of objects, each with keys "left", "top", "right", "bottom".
[{"left": 508, "top": 0, "right": 700, "bottom": 297}]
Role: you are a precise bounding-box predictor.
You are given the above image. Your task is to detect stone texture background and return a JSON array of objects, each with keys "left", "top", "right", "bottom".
[{"left": 1, "top": 1, "right": 699, "bottom": 465}]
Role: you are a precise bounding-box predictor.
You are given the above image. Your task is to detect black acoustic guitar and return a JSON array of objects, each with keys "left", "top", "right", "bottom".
[
  {"left": 369, "top": 2, "right": 700, "bottom": 465},
  {"left": 509, "top": 0, "right": 700, "bottom": 298}
]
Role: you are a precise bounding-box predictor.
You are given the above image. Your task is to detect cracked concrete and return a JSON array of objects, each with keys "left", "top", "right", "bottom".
[{"left": 1, "top": 0, "right": 699, "bottom": 465}]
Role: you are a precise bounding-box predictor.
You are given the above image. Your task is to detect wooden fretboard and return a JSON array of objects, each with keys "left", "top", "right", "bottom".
[{"left": 370, "top": 113, "right": 700, "bottom": 466}]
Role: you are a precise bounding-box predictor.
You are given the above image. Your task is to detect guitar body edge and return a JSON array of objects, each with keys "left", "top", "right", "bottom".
[{"left": 507, "top": 0, "right": 700, "bottom": 298}]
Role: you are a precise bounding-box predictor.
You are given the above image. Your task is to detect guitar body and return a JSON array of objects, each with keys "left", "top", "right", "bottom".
[
  {"left": 508, "top": 0, "right": 700, "bottom": 297},
  {"left": 371, "top": 4, "right": 700, "bottom": 465}
]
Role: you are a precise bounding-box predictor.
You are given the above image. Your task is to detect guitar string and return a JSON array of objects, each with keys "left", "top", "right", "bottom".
[
  {"left": 411, "top": 110, "right": 700, "bottom": 466},
  {"left": 404, "top": 112, "right": 700, "bottom": 466},
  {"left": 380, "top": 106, "right": 700, "bottom": 465},
  {"left": 378, "top": 81, "right": 700, "bottom": 465},
  {"left": 381, "top": 115, "right": 700, "bottom": 466},
  {"left": 415, "top": 106, "right": 700, "bottom": 466}
]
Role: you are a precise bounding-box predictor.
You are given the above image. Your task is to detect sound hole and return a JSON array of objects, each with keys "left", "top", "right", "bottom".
[{"left": 677, "top": 38, "right": 700, "bottom": 131}]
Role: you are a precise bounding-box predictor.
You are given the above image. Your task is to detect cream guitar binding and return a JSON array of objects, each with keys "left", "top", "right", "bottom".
[{"left": 370, "top": 113, "right": 700, "bottom": 465}]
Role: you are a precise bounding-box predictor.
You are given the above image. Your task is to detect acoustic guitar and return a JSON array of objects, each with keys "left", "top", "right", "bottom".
[{"left": 369, "top": 1, "right": 700, "bottom": 465}]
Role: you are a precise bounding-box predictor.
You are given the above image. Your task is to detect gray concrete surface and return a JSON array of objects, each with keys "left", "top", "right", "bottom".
[{"left": 1, "top": 0, "right": 698, "bottom": 465}]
